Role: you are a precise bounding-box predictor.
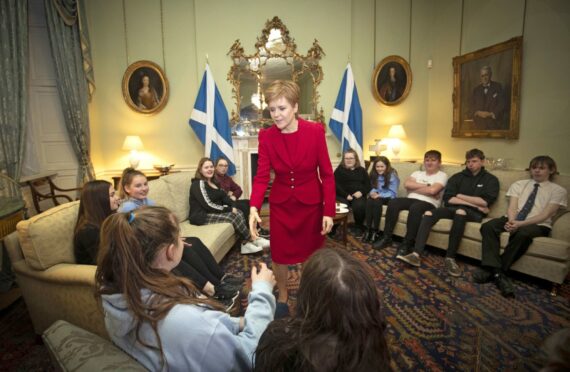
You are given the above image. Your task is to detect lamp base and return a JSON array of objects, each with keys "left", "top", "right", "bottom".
[{"left": 128, "top": 152, "right": 140, "bottom": 169}]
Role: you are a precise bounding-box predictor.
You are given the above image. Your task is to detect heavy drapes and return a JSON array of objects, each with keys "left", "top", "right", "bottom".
[
  {"left": 0, "top": 0, "right": 28, "bottom": 180},
  {"left": 45, "top": 0, "right": 95, "bottom": 184}
]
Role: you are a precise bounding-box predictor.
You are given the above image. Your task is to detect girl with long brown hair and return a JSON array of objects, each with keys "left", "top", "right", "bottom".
[
  {"left": 96, "top": 206, "right": 276, "bottom": 371},
  {"left": 254, "top": 247, "right": 392, "bottom": 371}
]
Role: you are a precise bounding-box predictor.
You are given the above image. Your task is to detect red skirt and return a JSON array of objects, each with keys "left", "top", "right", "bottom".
[{"left": 269, "top": 198, "right": 325, "bottom": 264}]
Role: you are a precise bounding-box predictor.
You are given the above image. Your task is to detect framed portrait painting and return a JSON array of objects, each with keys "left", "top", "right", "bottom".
[
  {"left": 122, "top": 60, "right": 169, "bottom": 115},
  {"left": 372, "top": 55, "right": 412, "bottom": 106},
  {"left": 452, "top": 36, "right": 522, "bottom": 139}
]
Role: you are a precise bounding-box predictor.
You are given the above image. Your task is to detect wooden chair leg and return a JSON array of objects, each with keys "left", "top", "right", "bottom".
[{"left": 550, "top": 283, "right": 560, "bottom": 297}]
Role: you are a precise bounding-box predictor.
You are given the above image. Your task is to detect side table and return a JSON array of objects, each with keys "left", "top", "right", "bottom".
[{"left": 332, "top": 212, "right": 349, "bottom": 246}]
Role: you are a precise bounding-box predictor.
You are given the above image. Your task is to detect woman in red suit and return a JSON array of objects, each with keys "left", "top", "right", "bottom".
[{"left": 249, "top": 80, "right": 336, "bottom": 316}]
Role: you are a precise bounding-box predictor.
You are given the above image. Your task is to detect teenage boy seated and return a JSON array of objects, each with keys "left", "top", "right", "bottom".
[
  {"left": 374, "top": 150, "right": 448, "bottom": 256},
  {"left": 474, "top": 155, "right": 567, "bottom": 297},
  {"left": 397, "top": 149, "right": 499, "bottom": 276}
]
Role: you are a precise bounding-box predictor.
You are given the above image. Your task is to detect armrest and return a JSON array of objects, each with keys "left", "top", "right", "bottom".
[
  {"left": 11, "top": 261, "right": 97, "bottom": 286},
  {"left": 551, "top": 211, "right": 570, "bottom": 242}
]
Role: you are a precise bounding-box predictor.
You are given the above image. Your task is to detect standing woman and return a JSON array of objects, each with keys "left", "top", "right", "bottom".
[
  {"left": 362, "top": 156, "right": 400, "bottom": 243},
  {"left": 248, "top": 80, "right": 335, "bottom": 316},
  {"left": 334, "top": 149, "right": 370, "bottom": 236}
]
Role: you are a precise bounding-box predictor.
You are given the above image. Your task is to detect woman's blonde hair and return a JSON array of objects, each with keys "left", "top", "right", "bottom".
[{"left": 264, "top": 80, "right": 300, "bottom": 106}]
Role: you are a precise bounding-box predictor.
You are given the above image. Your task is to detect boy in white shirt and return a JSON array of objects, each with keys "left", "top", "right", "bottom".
[
  {"left": 474, "top": 156, "right": 567, "bottom": 297},
  {"left": 374, "top": 150, "right": 448, "bottom": 257}
]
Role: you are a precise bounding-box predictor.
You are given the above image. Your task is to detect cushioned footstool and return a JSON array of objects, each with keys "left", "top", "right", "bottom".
[{"left": 43, "top": 320, "right": 145, "bottom": 371}]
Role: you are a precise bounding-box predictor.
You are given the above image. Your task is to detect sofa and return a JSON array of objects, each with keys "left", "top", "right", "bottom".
[
  {"left": 381, "top": 162, "right": 570, "bottom": 289},
  {"left": 43, "top": 320, "right": 146, "bottom": 371},
  {"left": 4, "top": 171, "right": 238, "bottom": 338}
]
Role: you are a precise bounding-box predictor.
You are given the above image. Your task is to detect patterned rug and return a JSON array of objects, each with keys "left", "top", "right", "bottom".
[
  {"left": 219, "top": 235, "right": 570, "bottom": 372},
  {"left": 0, "top": 298, "right": 54, "bottom": 371}
]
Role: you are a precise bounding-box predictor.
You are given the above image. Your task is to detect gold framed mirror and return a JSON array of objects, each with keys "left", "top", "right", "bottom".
[{"left": 227, "top": 16, "right": 325, "bottom": 127}]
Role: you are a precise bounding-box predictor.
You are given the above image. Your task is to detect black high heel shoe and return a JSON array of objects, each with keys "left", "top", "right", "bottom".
[
  {"left": 369, "top": 231, "right": 381, "bottom": 243},
  {"left": 361, "top": 228, "right": 372, "bottom": 242}
]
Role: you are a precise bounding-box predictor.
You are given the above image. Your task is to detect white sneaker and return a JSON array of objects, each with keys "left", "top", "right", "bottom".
[
  {"left": 241, "top": 241, "right": 263, "bottom": 254},
  {"left": 253, "top": 237, "right": 270, "bottom": 248}
]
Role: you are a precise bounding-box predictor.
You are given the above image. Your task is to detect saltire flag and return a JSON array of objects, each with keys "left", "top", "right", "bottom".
[
  {"left": 189, "top": 64, "right": 236, "bottom": 175},
  {"left": 329, "top": 63, "right": 364, "bottom": 163}
]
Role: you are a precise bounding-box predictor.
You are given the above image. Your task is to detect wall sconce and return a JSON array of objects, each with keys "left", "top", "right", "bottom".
[
  {"left": 122, "top": 135, "right": 144, "bottom": 169},
  {"left": 387, "top": 124, "right": 407, "bottom": 160}
]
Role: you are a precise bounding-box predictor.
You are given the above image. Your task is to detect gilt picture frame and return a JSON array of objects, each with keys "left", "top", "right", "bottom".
[
  {"left": 452, "top": 37, "right": 522, "bottom": 139},
  {"left": 372, "top": 55, "right": 412, "bottom": 106},
  {"left": 122, "top": 60, "right": 169, "bottom": 115}
]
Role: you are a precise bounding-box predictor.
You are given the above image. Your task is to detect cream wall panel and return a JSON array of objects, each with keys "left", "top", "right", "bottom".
[{"left": 461, "top": 0, "right": 525, "bottom": 54}]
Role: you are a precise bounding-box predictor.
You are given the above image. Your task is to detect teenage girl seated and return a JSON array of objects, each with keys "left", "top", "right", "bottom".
[
  {"left": 254, "top": 247, "right": 392, "bottom": 371},
  {"left": 190, "top": 157, "right": 269, "bottom": 255},
  {"left": 96, "top": 206, "right": 276, "bottom": 371},
  {"left": 76, "top": 177, "right": 240, "bottom": 309},
  {"left": 362, "top": 156, "right": 400, "bottom": 243}
]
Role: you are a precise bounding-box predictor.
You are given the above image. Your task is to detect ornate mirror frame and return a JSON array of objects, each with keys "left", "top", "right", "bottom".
[{"left": 227, "top": 16, "right": 325, "bottom": 126}]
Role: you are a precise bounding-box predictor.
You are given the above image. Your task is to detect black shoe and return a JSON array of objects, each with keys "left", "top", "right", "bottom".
[
  {"left": 275, "top": 302, "right": 290, "bottom": 319},
  {"left": 494, "top": 273, "right": 515, "bottom": 297},
  {"left": 394, "top": 242, "right": 412, "bottom": 257},
  {"left": 372, "top": 236, "right": 392, "bottom": 250},
  {"left": 361, "top": 229, "right": 372, "bottom": 242},
  {"left": 214, "top": 283, "right": 240, "bottom": 300},
  {"left": 217, "top": 292, "right": 240, "bottom": 315},
  {"left": 473, "top": 268, "right": 494, "bottom": 284},
  {"left": 370, "top": 231, "right": 382, "bottom": 243},
  {"left": 221, "top": 274, "right": 244, "bottom": 287},
  {"left": 258, "top": 227, "right": 270, "bottom": 238}
]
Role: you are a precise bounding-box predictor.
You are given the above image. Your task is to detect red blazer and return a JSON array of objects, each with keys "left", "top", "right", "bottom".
[{"left": 250, "top": 119, "right": 336, "bottom": 217}]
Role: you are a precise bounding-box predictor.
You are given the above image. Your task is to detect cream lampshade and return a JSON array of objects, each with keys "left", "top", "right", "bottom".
[
  {"left": 387, "top": 125, "right": 407, "bottom": 161},
  {"left": 122, "top": 135, "right": 144, "bottom": 169}
]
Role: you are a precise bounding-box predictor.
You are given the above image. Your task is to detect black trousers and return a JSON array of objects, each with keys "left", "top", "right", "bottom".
[
  {"left": 414, "top": 206, "right": 484, "bottom": 258},
  {"left": 480, "top": 216, "right": 550, "bottom": 271},
  {"left": 234, "top": 199, "right": 250, "bottom": 221},
  {"left": 383, "top": 198, "right": 435, "bottom": 245},
  {"left": 337, "top": 196, "right": 366, "bottom": 227},
  {"left": 364, "top": 197, "right": 391, "bottom": 230},
  {"left": 173, "top": 237, "right": 224, "bottom": 289}
]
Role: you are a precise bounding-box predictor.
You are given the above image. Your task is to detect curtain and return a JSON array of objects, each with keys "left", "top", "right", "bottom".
[
  {"left": 0, "top": 0, "right": 28, "bottom": 181},
  {"left": 45, "top": 0, "right": 95, "bottom": 184}
]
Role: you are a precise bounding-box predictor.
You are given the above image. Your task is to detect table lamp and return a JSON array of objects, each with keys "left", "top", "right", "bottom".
[
  {"left": 122, "top": 135, "right": 144, "bottom": 169},
  {"left": 387, "top": 124, "right": 407, "bottom": 161}
]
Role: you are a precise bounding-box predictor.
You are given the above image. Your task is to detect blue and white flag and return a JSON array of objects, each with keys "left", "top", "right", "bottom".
[
  {"left": 189, "top": 64, "right": 236, "bottom": 175},
  {"left": 329, "top": 63, "right": 364, "bottom": 163}
]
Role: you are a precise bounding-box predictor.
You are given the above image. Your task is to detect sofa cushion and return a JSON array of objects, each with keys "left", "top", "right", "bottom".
[
  {"left": 147, "top": 177, "right": 176, "bottom": 214},
  {"left": 161, "top": 172, "right": 193, "bottom": 222},
  {"left": 516, "top": 237, "right": 570, "bottom": 262},
  {"left": 179, "top": 221, "right": 235, "bottom": 250},
  {"left": 17, "top": 201, "right": 79, "bottom": 270}
]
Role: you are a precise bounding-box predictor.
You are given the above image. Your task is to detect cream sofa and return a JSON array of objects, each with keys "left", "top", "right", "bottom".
[
  {"left": 381, "top": 162, "right": 570, "bottom": 287},
  {"left": 4, "top": 171, "right": 238, "bottom": 338}
]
